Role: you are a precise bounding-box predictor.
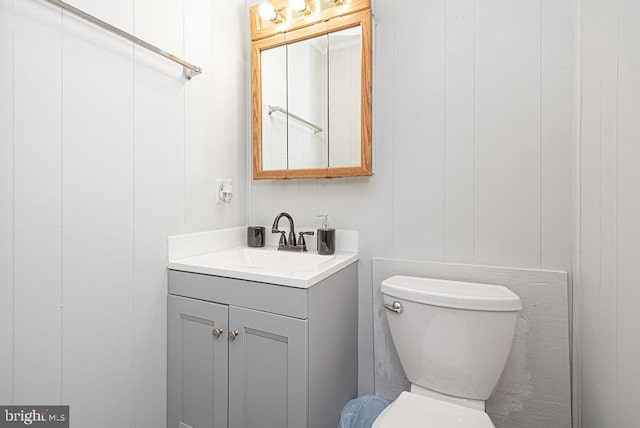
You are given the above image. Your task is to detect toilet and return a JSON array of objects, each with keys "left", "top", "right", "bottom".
[{"left": 373, "top": 275, "right": 522, "bottom": 428}]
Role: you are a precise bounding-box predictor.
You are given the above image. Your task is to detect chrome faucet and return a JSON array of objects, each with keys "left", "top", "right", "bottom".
[
  {"left": 271, "top": 212, "right": 314, "bottom": 252},
  {"left": 272, "top": 212, "right": 297, "bottom": 247}
]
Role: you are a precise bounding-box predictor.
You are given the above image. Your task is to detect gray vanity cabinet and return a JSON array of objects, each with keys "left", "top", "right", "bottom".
[
  {"left": 168, "top": 295, "right": 229, "bottom": 428},
  {"left": 228, "top": 306, "right": 308, "bottom": 428},
  {"left": 167, "top": 262, "right": 358, "bottom": 428}
]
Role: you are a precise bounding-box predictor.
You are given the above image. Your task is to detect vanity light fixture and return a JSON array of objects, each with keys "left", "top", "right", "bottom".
[
  {"left": 258, "top": 2, "right": 283, "bottom": 23},
  {"left": 290, "top": 0, "right": 311, "bottom": 15}
]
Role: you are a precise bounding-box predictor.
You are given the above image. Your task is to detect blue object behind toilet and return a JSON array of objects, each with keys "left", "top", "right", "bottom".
[{"left": 337, "top": 395, "right": 390, "bottom": 428}]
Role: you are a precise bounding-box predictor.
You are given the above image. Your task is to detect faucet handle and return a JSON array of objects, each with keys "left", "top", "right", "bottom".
[
  {"left": 275, "top": 230, "right": 287, "bottom": 246},
  {"left": 297, "top": 231, "right": 314, "bottom": 251}
]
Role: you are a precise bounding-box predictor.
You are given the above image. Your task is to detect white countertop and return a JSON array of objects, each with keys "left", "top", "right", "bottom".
[{"left": 167, "top": 227, "right": 359, "bottom": 288}]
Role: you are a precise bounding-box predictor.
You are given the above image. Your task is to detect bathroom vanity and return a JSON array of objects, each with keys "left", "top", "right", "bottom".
[{"left": 166, "top": 227, "right": 359, "bottom": 428}]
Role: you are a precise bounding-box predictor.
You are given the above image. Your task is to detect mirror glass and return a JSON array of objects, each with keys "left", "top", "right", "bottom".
[
  {"left": 328, "top": 26, "right": 362, "bottom": 168},
  {"left": 261, "top": 44, "right": 288, "bottom": 170},
  {"left": 259, "top": 25, "right": 363, "bottom": 172},
  {"left": 287, "top": 34, "right": 329, "bottom": 170}
]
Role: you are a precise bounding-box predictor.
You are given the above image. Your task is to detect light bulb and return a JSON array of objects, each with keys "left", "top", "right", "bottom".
[
  {"left": 290, "top": 0, "right": 310, "bottom": 14},
  {"left": 258, "top": 2, "right": 280, "bottom": 22}
]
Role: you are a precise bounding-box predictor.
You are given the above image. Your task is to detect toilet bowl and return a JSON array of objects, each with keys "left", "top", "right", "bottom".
[
  {"left": 373, "top": 275, "right": 522, "bottom": 427},
  {"left": 373, "top": 391, "right": 494, "bottom": 428}
]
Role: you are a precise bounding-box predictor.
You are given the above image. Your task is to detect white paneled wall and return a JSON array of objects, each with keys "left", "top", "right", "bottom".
[
  {"left": 132, "top": 1, "right": 186, "bottom": 426},
  {"left": 579, "top": 0, "right": 640, "bottom": 426},
  {"left": 474, "top": 0, "right": 540, "bottom": 267},
  {"left": 0, "top": 0, "right": 14, "bottom": 406},
  {"left": 13, "top": 0, "right": 63, "bottom": 404},
  {"left": 62, "top": 1, "right": 136, "bottom": 424},
  {"left": 249, "top": 0, "right": 575, "bottom": 396},
  {"left": 0, "top": 0, "right": 247, "bottom": 426}
]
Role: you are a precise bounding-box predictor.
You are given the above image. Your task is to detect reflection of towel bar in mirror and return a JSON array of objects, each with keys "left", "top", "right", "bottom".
[{"left": 267, "top": 105, "right": 323, "bottom": 134}]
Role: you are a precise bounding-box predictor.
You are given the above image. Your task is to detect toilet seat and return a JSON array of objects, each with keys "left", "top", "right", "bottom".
[{"left": 372, "top": 392, "right": 495, "bottom": 428}]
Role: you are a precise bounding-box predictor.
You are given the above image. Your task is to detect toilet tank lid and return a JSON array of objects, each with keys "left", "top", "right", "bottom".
[{"left": 381, "top": 276, "right": 522, "bottom": 311}]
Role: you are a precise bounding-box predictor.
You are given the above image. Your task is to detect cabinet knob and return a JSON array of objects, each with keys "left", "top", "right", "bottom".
[
  {"left": 212, "top": 328, "right": 224, "bottom": 338},
  {"left": 228, "top": 330, "right": 239, "bottom": 341}
]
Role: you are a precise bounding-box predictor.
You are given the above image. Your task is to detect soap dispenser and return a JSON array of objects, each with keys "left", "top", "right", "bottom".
[{"left": 316, "top": 214, "right": 335, "bottom": 255}]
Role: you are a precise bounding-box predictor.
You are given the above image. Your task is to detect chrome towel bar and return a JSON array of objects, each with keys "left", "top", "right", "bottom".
[{"left": 40, "top": 0, "right": 202, "bottom": 79}]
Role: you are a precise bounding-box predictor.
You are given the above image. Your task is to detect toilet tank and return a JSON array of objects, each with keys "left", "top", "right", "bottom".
[{"left": 381, "top": 276, "right": 522, "bottom": 401}]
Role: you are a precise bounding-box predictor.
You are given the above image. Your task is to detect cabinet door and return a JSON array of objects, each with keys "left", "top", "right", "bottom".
[
  {"left": 168, "top": 295, "right": 228, "bottom": 428},
  {"left": 228, "top": 306, "right": 308, "bottom": 428}
]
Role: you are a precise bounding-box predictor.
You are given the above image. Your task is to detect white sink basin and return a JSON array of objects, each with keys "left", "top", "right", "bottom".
[
  {"left": 236, "top": 248, "right": 334, "bottom": 271},
  {"left": 206, "top": 247, "right": 335, "bottom": 273},
  {"left": 168, "top": 245, "right": 358, "bottom": 288}
]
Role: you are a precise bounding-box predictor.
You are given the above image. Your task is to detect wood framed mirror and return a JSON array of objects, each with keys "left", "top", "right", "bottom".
[{"left": 250, "top": 0, "right": 372, "bottom": 179}]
